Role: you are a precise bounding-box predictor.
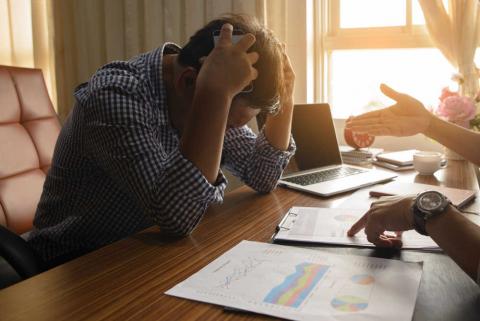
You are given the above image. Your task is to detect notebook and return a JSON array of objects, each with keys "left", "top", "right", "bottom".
[
  {"left": 278, "top": 104, "right": 397, "bottom": 197},
  {"left": 369, "top": 181, "right": 476, "bottom": 208},
  {"left": 375, "top": 149, "right": 417, "bottom": 166}
]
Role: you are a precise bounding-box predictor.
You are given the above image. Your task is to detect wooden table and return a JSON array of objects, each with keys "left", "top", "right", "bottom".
[{"left": 1, "top": 160, "right": 480, "bottom": 320}]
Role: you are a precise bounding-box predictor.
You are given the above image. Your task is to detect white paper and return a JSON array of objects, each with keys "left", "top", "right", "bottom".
[
  {"left": 274, "top": 207, "right": 439, "bottom": 250},
  {"left": 166, "top": 240, "right": 422, "bottom": 321}
]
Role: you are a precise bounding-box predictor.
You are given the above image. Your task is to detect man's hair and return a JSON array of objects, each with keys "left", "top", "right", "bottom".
[{"left": 178, "top": 14, "right": 283, "bottom": 114}]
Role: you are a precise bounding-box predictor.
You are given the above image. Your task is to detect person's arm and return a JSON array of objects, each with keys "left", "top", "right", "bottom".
[
  {"left": 424, "top": 116, "right": 480, "bottom": 166},
  {"left": 426, "top": 207, "right": 480, "bottom": 280},
  {"left": 263, "top": 44, "right": 295, "bottom": 151},
  {"left": 347, "top": 195, "right": 480, "bottom": 282},
  {"left": 345, "top": 84, "right": 480, "bottom": 166},
  {"left": 222, "top": 125, "right": 295, "bottom": 193},
  {"left": 221, "top": 45, "right": 296, "bottom": 193},
  {"left": 84, "top": 80, "right": 226, "bottom": 237},
  {"left": 180, "top": 24, "right": 259, "bottom": 183}
]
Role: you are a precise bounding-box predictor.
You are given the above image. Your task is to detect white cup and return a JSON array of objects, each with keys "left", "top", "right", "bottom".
[{"left": 413, "top": 151, "right": 447, "bottom": 175}]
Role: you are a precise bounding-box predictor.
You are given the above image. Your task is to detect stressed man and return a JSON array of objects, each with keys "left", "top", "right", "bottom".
[{"left": 28, "top": 15, "right": 296, "bottom": 268}]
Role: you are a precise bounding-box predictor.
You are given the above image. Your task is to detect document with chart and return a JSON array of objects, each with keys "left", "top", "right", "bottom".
[
  {"left": 166, "top": 241, "right": 422, "bottom": 321},
  {"left": 272, "top": 207, "right": 439, "bottom": 250}
]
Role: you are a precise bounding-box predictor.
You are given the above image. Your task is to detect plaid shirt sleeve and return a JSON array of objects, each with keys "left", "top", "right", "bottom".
[
  {"left": 83, "top": 79, "right": 226, "bottom": 236},
  {"left": 222, "top": 125, "right": 296, "bottom": 192}
]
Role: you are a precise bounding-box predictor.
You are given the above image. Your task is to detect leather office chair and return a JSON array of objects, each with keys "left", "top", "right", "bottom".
[{"left": 0, "top": 65, "right": 61, "bottom": 287}]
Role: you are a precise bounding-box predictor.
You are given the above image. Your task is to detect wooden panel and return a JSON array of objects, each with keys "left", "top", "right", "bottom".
[
  {"left": 52, "top": 0, "right": 78, "bottom": 120},
  {"left": 124, "top": 0, "right": 143, "bottom": 57},
  {"left": 265, "top": 0, "right": 286, "bottom": 40},
  {"left": 205, "top": 0, "right": 232, "bottom": 20},
  {"left": 143, "top": 0, "right": 165, "bottom": 51},
  {"left": 163, "top": 0, "right": 184, "bottom": 44},
  {"left": 0, "top": 0, "right": 12, "bottom": 65},
  {"left": 8, "top": 0, "right": 34, "bottom": 67},
  {"left": 73, "top": 0, "right": 107, "bottom": 82},
  {"left": 104, "top": 0, "right": 125, "bottom": 61},
  {"left": 232, "top": 0, "right": 258, "bottom": 16},
  {"left": 184, "top": 0, "right": 206, "bottom": 41}
]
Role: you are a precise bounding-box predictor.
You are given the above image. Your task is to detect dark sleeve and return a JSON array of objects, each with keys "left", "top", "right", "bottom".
[
  {"left": 222, "top": 125, "right": 295, "bottom": 193},
  {"left": 83, "top": 78, "right": 226, "bottom": 236}
]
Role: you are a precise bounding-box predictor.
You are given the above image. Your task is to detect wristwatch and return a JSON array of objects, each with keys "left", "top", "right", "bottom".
[{"left": 412, "top": 190, "right": 451, "bottom": 236}]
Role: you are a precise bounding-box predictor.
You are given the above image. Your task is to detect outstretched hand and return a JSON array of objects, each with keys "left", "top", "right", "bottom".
[{"left": 345, "top": 84, "right": 434, "bottom": 137}]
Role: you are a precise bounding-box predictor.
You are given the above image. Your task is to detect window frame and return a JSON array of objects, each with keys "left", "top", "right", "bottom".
[{"left": 316, "top": 0, "right": 437, "bottom": 117}]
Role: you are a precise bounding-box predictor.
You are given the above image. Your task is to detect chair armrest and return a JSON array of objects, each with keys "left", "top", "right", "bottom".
[{"left": 0, "top": 225, "right": 43, "bottom": 279}]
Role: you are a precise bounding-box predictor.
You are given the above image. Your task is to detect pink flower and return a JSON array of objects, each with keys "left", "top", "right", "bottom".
[
  {"left": 436, "top": 96, "right": 476, "bottom": 128},
  {"left": 439, "top": 87, "right": 459, "bottom": 102}
]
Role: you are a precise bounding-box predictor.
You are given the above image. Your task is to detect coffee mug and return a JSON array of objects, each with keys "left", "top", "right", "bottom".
[{"left": 413, "top": 151, "right": 447, "bottom": 175}]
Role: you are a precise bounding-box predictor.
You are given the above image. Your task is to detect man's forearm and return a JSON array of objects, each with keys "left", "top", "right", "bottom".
[
  {"left": 180, "top": 88, "right": 231, "bottom": 183},
  {"left": 264, "top": 101, "right": 294, "bottom": 151},
  {"left": 426, "top": 207, "right": 480, "bottom": 281}
]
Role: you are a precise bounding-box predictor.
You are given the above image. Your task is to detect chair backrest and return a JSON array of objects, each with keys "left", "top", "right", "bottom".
[{"left": 0, "top": 65, "right": 61, "bottom": 234}]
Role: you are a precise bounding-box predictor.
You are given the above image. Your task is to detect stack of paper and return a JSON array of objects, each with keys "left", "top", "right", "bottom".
[{"left": 340, "top": 145, "right": 383, "bottom": 166}]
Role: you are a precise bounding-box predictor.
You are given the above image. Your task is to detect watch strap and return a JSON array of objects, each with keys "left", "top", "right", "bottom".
[{"left": 412, "top": 204, "right": 428, "bottom": 236}]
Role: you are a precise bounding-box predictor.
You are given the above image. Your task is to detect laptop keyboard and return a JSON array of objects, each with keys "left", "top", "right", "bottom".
[{"left": 283, "top": 166, "right": 367, "bottom": 186}]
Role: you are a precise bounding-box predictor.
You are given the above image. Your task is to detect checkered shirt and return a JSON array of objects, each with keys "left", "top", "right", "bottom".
[{"left": 27, "top": 43, "right": 295, "bottom": 264}]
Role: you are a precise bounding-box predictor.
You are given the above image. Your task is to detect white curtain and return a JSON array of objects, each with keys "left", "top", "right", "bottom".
[
  {"left": 419, "top": 0, "right": 480, "bottom": 98},
  {"left": 49, "top": 0, "right": 287, "bottom": 120},
  {"left": 0, "top": 0, "right": 56, "bottom": 106}
]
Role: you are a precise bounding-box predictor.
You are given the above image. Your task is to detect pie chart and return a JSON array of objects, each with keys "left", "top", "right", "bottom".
[
  {"left": 350, "top": 274, "right": 375, "bottom": 285},
  {"left": 331, "top": 295, "right": 368, "bottom": 312}
]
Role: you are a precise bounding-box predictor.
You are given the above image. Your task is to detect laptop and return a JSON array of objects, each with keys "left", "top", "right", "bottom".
[{"left": 279, "top": 104, "right": 397, "bottom": 197}]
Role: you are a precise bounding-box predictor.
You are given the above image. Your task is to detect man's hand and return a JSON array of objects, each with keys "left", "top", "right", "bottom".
[
  {"left": 345, "top": 84, "right": 434, "bottom": 137},
  {"left": 196, "top": 23, "right": 259, "bottom": 99},
  {"left": 347, "top": 195, "right": 416, "bottom": 248}
]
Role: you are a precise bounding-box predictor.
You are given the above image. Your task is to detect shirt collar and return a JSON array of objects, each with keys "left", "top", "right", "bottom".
[{"left": 145, "top": 42, "right": 181, "bottom": 126}]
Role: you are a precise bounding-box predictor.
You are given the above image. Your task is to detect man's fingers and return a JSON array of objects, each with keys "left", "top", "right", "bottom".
[
  {"left": 376, "top": 234, "right": 402, "bottom": 248},
  {"left": 389, "top": 237, "right": 403, "bottom": 248},
  {"left": 347, "top": 212, "right": 369, "bottom": 236},
  {"left": 247, "top": 51, "right": 259, "bottom": 65},
  {"left": 216, "top": 23, "right": 233, "bottom": 47},
  {"left": 235, "top": 33, "right": 256, "bottom": 52},
  {"left": 250, "top": 67, "right": 258, "bottom": 80}
]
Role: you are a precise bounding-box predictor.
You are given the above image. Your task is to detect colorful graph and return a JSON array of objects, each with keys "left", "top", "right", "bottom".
[
  {"left": 350, "top": 274, "right": 375, "bottom": 285},
  {"left": 334, "top": 214, "right": 358, "bottom": 222},
  {"left": 263, "top": 263, "right": 329, "bottom": 308},
  {"left": 331, "top": 295, "right": 368, "bottom": 312}
]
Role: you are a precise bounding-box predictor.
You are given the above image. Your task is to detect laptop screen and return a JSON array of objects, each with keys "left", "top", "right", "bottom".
[{"left": 291, "top": 104, "right": 342, "bottom": 171}]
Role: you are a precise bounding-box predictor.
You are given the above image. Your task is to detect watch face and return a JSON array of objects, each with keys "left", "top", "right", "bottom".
[{"left": 419, "top": 192, "right": 443, "bottom": 211}]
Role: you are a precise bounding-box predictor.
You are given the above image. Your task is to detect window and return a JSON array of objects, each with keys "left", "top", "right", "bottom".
[{"left": 320, "top": 0, "right": 465, "bottom": 118}]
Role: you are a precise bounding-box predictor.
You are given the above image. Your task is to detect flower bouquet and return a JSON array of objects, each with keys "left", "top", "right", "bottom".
[
  {"left": 435, "top": 87, "right": 477, "bottom": 159},
  {"left": 436, "top": 87, "right": 476, "bottom": 128}
]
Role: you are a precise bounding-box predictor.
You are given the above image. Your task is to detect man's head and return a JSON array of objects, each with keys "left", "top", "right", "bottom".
[{"left": 178, "top": 14, "right": 284, "bottom": 121}]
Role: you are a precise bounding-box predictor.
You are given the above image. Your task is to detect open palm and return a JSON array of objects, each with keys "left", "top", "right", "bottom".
[{"left": 346, "top": 84, "right": 433, "bottom": 137}]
